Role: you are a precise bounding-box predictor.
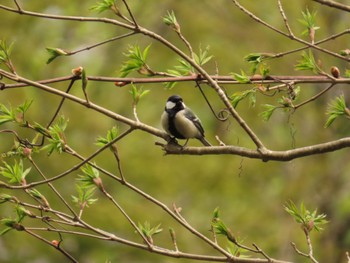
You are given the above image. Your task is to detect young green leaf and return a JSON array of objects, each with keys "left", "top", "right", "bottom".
[
  {"left": 96, "top": 126, "right": 119, "bottom": 147},
  {"left": 325, "top": 95, "right": 350, "bottom": 127},
  {"left": 0, "top": 40, "right": 15, "bottom": 72},
  {"left": 16, "top": 100, "right": 33, "bottom": 116},
  {"left": 90, "top": 0, "right": 117, "bottom": 13},
  {"left": 46, "top": 47, "right": 68, "bottom": 64},
  {"left": 138, "top": 221, "right": 163, "bottom": 244},
  {"left": 226, "top": 238, "right": 249, "bottom": 258},
  {"left": 129, "top": 84, "right": 150, "bottom": 106},
  {"left": 232, "top": 70, "right": 251, "bottom": 84},
  {"left": 295, "top": 50, "right": 320, "bottom": 74},
  {"left": 244, "top": 53, "right": 273, "bottom": 75},
  {"left": 172, "top": 58, "right": 194, "bottom": 76},
  {"left": 345, "top": 69, "right": 350, "bottom": 78},
  {"left": 72, "top": 184, "right": 98, "bottom": 207},
  {"left": 194, "top": 46, "right": 213, "bottom": 66},
  {"left": 120, "top": 45, "right": 153, "bottom": 77},
  {"left": 259, "top": 104, "right": 278, "bottom": 121},
  {"left": 163, "top": 10, "right": 180, "bottom": 32},
  {"left": 230, "top": 89, "right": 256, "bottom": 108},
  {"left": 0, "top": 160, "right": 31, "bottom": 185},
  {"left": 43, "top": 116, "right": 68, "bottom": 155},
  {"left": 285, "top": 200, "right": 328, "bottom": 232},
  {"left": 77, "top": 164, "right": 104, "bottom": 191},
  {"left": 298, "top": 9, "right": 320, "bottom": 43},
  {"left": 0, "top": 103, "right": 16, "bottom": 125},
  {"left": 27, "top": 188, "right": 50, "bottom": 208}
]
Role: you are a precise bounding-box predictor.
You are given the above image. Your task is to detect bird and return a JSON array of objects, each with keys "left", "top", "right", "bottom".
[{"left": 161, "top": 95, "right": 211, "bottom": 146}]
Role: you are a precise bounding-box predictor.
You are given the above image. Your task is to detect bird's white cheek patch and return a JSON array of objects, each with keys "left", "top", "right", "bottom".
[{"left": 166, "top": 101, "right": 176, "bottom": 109}]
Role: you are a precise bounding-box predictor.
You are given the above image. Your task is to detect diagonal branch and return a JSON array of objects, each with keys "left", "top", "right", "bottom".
[
  {"left": 160, "top": 137, "right": 350, "bottom": 161},
  {"left": 312, "top": 0, "right": 350, "bottom": 12},
  {"left": 231, "top": 0, "right": 350, "bottom": 62}
]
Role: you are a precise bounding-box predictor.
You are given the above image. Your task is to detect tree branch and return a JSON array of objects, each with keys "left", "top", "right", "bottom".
[
  {"left": 312, "top": 0, "right": 350, "bottom": 12},
  {"left": 159, "top": 137, "right": 350, "bottom": 161}
]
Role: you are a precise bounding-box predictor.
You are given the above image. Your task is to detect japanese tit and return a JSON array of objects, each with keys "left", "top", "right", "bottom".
[{"left": 161, "top": 95, "right": 211, "bottom": 146}]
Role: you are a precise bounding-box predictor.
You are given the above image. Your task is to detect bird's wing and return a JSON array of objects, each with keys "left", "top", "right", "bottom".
[{"left": 183, "top": 108, "right": 205, "bottom": 136}]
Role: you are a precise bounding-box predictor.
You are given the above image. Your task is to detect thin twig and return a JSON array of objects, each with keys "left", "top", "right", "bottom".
[
  {"left": 312, "top": 0, "right": 350, "bottom": 12},
  {"left": 102, "top": 189, "right": 153, "bottom": 248},
  {"left": 28, "top": 157, "right": 79, "bottom": 218},
  {"left": 67, "top": 32, "right": 136, "bottom": 56},
  {"left": 121, "top": 0, "right": 138, "bottom": 28},
  {"left": 24, "top": 228, "right": 78, "bottom": 263},
  {"left": 231, "top": 0, "right": 350, "bottom": 62},
  {"left": 277, "top": 0, "right": 294, "bottom": 37},
  {"left": 294, "top": 83, "right": 335, "bottom": 109}
]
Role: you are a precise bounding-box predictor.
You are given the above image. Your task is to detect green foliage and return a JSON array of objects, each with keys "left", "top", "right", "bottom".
[
  {"left": 81, "top": 67, "right": 88, "bottom": 93},
  {"left": 90, "top": 0, "right": 116, "bottom": 13},
  {"left": 340, "top": 49, "right": 350, "bottom": 57},
  {"left": 77, "top": 164, "right": 101, "bottom": 188},
  {"left": 137, "top": 221, "right": 162, "bottom": 244},
  {"left": 0, "top": 159, "right": 31, "bottom": 185},
  {"left": 0, "top": 103, "right": 16, "bottom": 125},
  {"left": 244, "top": 53, "right": 272, "bottom": 75},
  {"left": 259, "top": 104, "right": 279, "bottom": 122},
  {"left": 129, "top": 84, "right": 150, "bottom": 106},
  {"left": 211, "top": 208, "right": 235, "bottom": 243},
  {"left": 27, "top": 188, "right": 50, "bottom": 208},
  {"left": 72, "top": 184, "right": 98, "bottom": 208},
  {"left": 163, "top": 10, "right": 180, "bottom": 32},
  {"left": 230, "top": 89, "right": 256, "bottom": 108},
  {"left": 0, "top": 40, "right": 14, "bottom": 70},
  {"left": 165, "top": 46, "right": 212, "bottom": 89},
  {"left": 167, "top": 58, "right": 194, "bottom": 77},
  {"left": 96, "top": 126, "right": 119, "bottom": 147},
  {"left": 345, "top": 69, "right": 350, "bottom": 78},
  {"left": 298, "top": 9, "right": 320, "bottom": 39},
  {"left": 0, "top": 194, "right": 15, "bottom": 204},
  {"left": 194, "top": 46, "right": 213, "bottom": 67},
  {"left": 43, "top": 116, "right": 68, "bottom": 155},
  {"left": 0, "top": 205, "right": 28, "bottom": 236},
  {"left": 211, "top": 208, "right": 249, "bottom": 257},
  {"left": 324, "top": 95, "right": 350, "bottom": 128},
  {"left": 285, "top": 200, "right": 328, "bottom": 232},
  {"left": 295, "top": 50, "right": 320, "bottom": 74},
  {"left": 45, "top": 47, "right": 68, "bottom": 64},
  {"left": 0, "top": 100, "right": 32, "bottom": 125},
  {"left": 232, "top": 70, "right": 251, "bottom": 84},
  {"left": 259, "top": 86, "right": 300, "bottom": 121},
  {"left": 120, "top": 45, "right": 153, "bottom": 77}
]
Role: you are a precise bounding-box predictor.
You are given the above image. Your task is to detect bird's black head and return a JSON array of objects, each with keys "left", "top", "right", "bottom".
[
  {"left": 165, "top": 95, "right": 185, "bottom": 112},
  {"left": 167, "top": 95, "right": 183, "bottom": 103}
]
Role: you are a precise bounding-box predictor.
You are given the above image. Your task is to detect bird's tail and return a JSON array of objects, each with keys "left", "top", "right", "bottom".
[{"left": 198, "top": 137, "right": 212, "bottom": 146}]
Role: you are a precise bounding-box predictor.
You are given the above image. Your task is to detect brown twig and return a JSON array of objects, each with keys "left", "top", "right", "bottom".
[
  {"left": 231, "top": 0, "right": 350, "bottom": 62},
  {"left": 24, "top": 228, "right": 78, "bottom": 263},
  {"left": 312, "top": 0, "right": 350, "bottom": 12}
]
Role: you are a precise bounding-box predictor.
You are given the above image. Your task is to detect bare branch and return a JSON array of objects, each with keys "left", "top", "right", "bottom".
[
  {"left": 160, "top": 137, "right": 350, "bottom": 161},
  {"left": 312, "top": 0, "right": 350, "bottom": 12}
]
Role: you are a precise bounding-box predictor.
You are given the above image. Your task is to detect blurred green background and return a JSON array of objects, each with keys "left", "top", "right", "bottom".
[{"left": 1, "top": 1, "right": 350, "bottom": 262}]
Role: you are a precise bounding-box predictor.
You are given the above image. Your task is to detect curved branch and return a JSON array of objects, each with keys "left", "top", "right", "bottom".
[
  {"left": 231, "top": 0, "right": 350, "bottom": 62},
  {"left": 312, "top": 0, "right": 350, "bottom": 12},
  {"left": 0, "top": 4, "right": 135, "bottom": 31},
  {"left": 3, "top": 75, "right": 350, "bottom": 89},
  {"left": 160, "top": 137, "right": 350, "bottom": 161},
  {"left": 0, "top": 69, "right": 168, "bottom": 140}
]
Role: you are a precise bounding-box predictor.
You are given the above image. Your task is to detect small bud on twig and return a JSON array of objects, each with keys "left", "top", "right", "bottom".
[
  {"left": 72, "top": 66, "right": 83, "bottom": 76},
  {"left": 331, "top": 66, "right": 340, "bottom": 78}
]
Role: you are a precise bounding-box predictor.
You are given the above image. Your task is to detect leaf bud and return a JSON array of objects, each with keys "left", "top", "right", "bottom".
[
  {"left": 72, "top": 66, "right": 83, "bottom": 76},
  {"left": 331, "top": 66, "right": 340, "bottom": 78}
]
